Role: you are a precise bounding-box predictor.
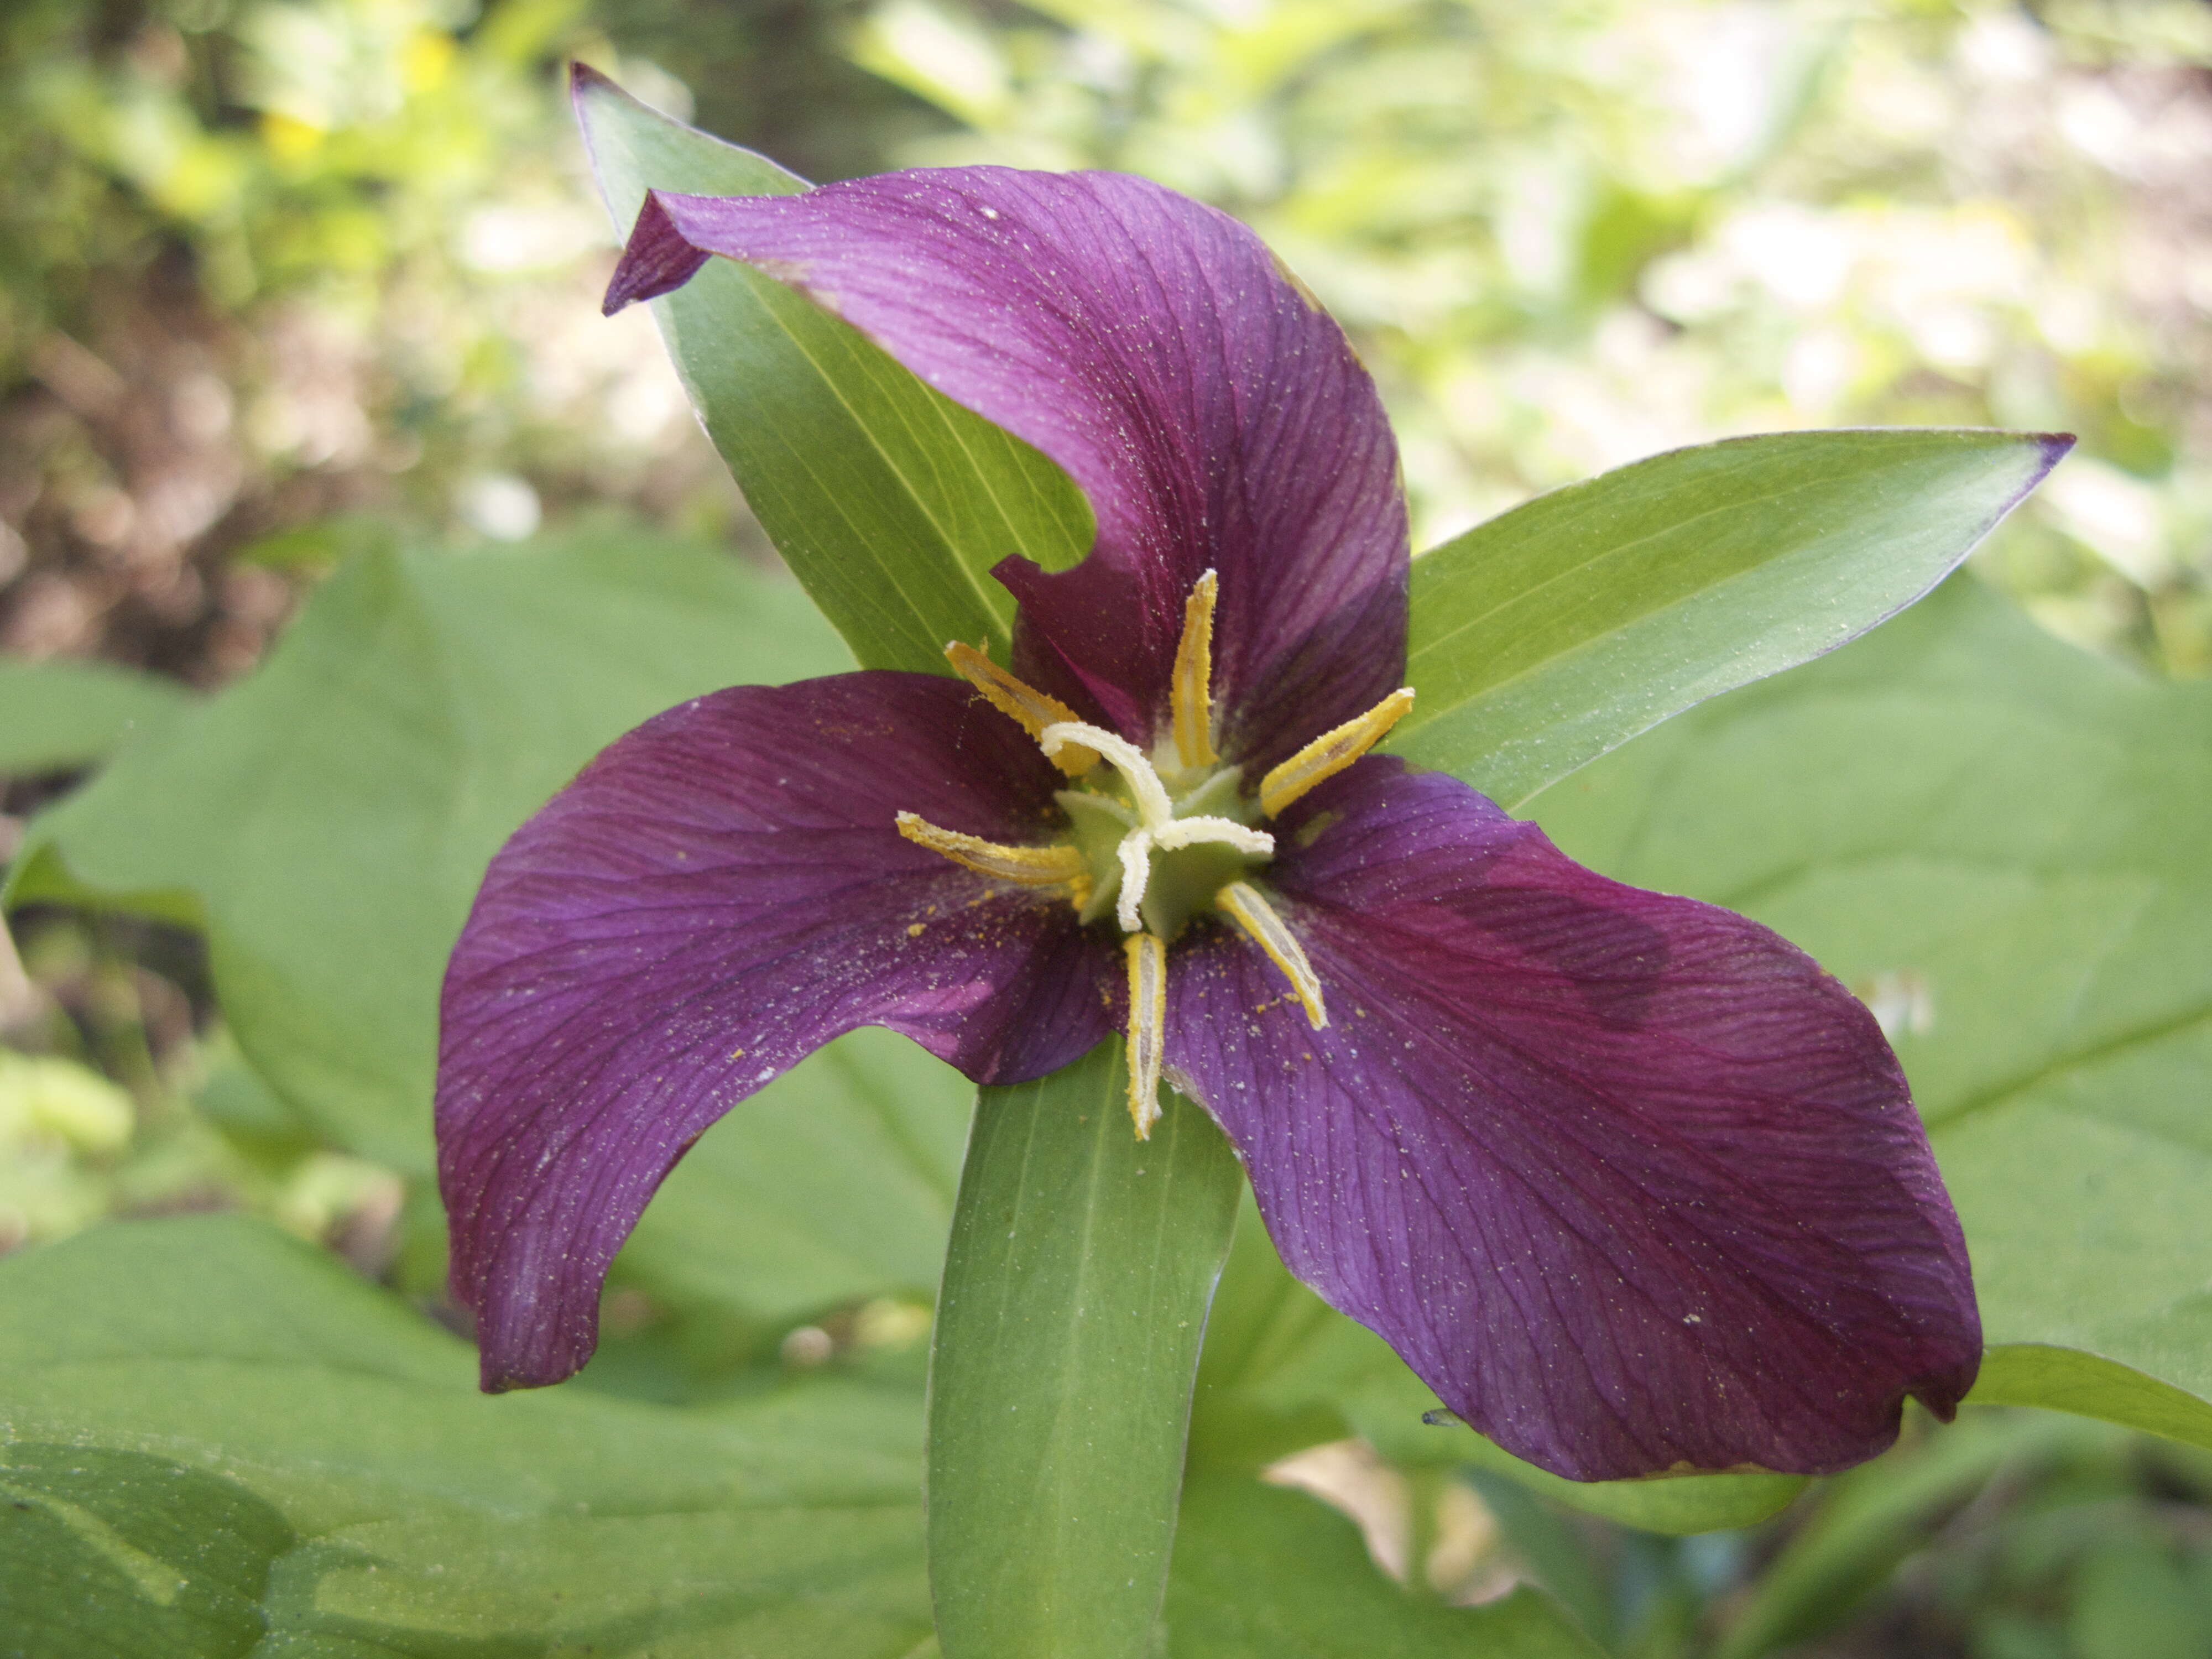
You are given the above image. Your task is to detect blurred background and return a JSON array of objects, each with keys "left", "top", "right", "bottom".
[{"left": 3, "top": 2, "right": 2210, "bottom": 1654}]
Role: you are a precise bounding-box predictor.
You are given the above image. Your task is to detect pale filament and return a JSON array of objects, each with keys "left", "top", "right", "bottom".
[
  {"left": 1259, "top": 687, "right": 1416, "bottom": 818},
  {"left": 1124, "top": 931, "right": 1168, "bottom": 1137}
]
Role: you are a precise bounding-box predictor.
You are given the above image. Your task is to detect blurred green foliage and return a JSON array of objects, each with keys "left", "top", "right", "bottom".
[
  {"left": 857, "top": 0, "right": 2212, "bottom": 675},
  {"left": 1, "top": 0, "right": 592, "bottom": 503}
]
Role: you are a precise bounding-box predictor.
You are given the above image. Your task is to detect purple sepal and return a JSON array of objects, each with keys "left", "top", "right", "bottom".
[
  {"left": 599, "top": 191, "right": 709, "bottom": 316},
  {"left": 437, "top": 672, "right": 1112, "bottom": 1391},
  {"left": 604, "top": 170, "right": 1409, "bottom": 773},
  {"left": 1165, "top": 759, "right": 1980, "bottom": 1481}
]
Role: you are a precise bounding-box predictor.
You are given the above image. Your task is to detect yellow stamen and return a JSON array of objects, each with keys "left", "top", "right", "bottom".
[
  {"left": 896, "top": 812, "right": 1090, "bottom": 895},
  {"left": 1171, "top": 569, "right": 1219, "bottom": 771},
  {"left": 1216, "top": 881, "right": 1327, "bottom": 1030},
  {"left": 945, "top": 642, "right": 1098, "bottom": 776},
  {"left": 1124, "top": 931, "right": 1168, "bottom": 1137},
  {"left": 1258, "top": 688, "right": 1416, "bottom": 818}
]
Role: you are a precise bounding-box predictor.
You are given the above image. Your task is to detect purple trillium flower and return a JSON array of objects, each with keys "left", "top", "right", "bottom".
[{"left": 436, "top": 160, "right": 1981, "bottom": 1482}]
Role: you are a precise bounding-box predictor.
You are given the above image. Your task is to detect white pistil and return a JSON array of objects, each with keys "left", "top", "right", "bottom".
[
  {"left": 1043, "top": 720, "right": 1274, "bottom": 935},
  {"left": 1041, "top": 721, "right": 1175, "bottom": 830},
  {"left": 1115, "top": 830, "right": 1154, "bottom": 934},
  {"left": 1152, "top": 816, "right": 1272, "bottom": 855}
]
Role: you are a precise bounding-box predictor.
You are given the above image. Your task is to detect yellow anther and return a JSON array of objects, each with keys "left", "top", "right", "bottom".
[
  {"left": 1216, "top": 881, "right": 1328, "bottom": 1030},
  {"left": 1124, "top": 931, "right": 1168, "bottom": 1138},
  {"left": 1171, "top": 569, "right": 1219, "bottom": 771},
  {"left": 896, "top": 812, "right": 1090, "bottom": 895},
  {"left": 945, "top": 642, "right": 1098, "bottom": 776},
  {"left": 1258, "top": 687, "right": 1416, "bottom": 818}
]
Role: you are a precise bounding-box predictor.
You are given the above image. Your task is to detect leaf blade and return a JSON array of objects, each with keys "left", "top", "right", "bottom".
[
  {"left": 0, "top": 1214, "right": 935, "bottom": 1657},
  {"left": 0, "top": 656, "right": 191, "bottom": 775},
  {"left": 1397, "top": 429, "right": 2068, "bottom": 807},
  {"left": 6, "top": 529, "right": 849, "bottom": 1172}
]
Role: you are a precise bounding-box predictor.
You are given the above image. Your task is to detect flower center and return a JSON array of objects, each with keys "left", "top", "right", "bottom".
[
  {"left": 1042, "top": 721, "right": 1271, "bottom": 938},
  {"left": 897, "top": 570, "right": 1415, "bottom": 1136}
]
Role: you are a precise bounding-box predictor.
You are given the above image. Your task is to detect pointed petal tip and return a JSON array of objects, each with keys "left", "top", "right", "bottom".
[
  {"left": 602, "top": 192, "right": 709, "bottom": 315},
  {"left": 2037, "top": 431, "right": 2078, "bottom": 469},
  {"left": 476, "top": 1348, "right": 586, "bottom": 1396},
  {"left": 568, "top": 58, "right": 610, "bottom": 100}
]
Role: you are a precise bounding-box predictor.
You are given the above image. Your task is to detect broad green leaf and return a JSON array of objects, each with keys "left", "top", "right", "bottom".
[
  {"left": 573, "top": 66, "right": 1092, "bottom": 675},
  {"left": 1165, "top": 1474, "right": 1604, "bottom": 1658},
  {"left": 928, "top": 1043, "right": 1243, "bottom": 1659},
  {"left": 1530, "top": 575, "right": 2212, "bottom": 1451},
  {"left": 1190, "top": 1194, "right": 1807, "bottom": 1536},
  {"left": 0, "top": 1214, "right": 933, "bottom": 1657},
  {"left": 6, "top": 528, "right": 848, "bottom": 1173},
  {"left": 1395, "top": 429, "right": 2066, "bottom": 808},
  {"left": 618, "top": 1024, "right": 971, "bottom": 1329},
  {"left": 0, "top": 655, "right": 190, "bottom": 774}
]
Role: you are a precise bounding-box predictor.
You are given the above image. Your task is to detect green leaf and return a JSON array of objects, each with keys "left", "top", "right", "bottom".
[
  {"left": 1395, "top": 429, "right": 2067, "bottom": 808},
  {"left": 6, "top": 528, "right": 849, "bottom": 1173},
  {"left": 1190, "top": 1194, "right": 1807, "bottom": 1535},
  {"left": 1530, "top": 575, "right": 2212, "bottom": 1451},
  {"left": 618, "top": 1024, "right": 971, "bottom": 1329},
  {"left": 0, "top": 655, "right": 190, "bottom": 775},
  {"left": 1165, "top": 1473, "right": 1604, "bottom": 1658},
  {"left": 573, "top": 66, "right": 1092, "bottom": 676},
  {"left": 0, "top": 1214, "right": 933, "bottom": 1657},
  {"left": 927, "top": 1043, "right": 1244, "bottom": 1659}
]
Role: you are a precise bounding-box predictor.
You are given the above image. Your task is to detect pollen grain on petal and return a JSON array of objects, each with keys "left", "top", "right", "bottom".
[
  {"left": 1124, "top": 931, "right": 1168, "bottom": 1138},
  {"left": 945, "top": 641, "right": 1098, "bottom": 775},
  {"left": 896, "top": 811, "right": 1089, "bottom": 891},
  {"left": 1171, "top": 569, "right": 1220, "bottom": 771},
  {"left": 1259, "top": 687, "right": 1416, "bottom": 818},
  {"left": 1216, "top": 880, "right": 1328, "bottom": 1030}
]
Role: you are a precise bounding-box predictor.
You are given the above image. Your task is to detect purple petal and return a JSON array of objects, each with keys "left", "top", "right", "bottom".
[
  {"left": 1164, "top": 759, "right": 1980, "bottom": 1481},
  {"left": 607, "top": 172, "right": 1409, "bottom": 770},
  {"left": 437, "top": 671, "right": 1114, "bottom": 1391}
]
